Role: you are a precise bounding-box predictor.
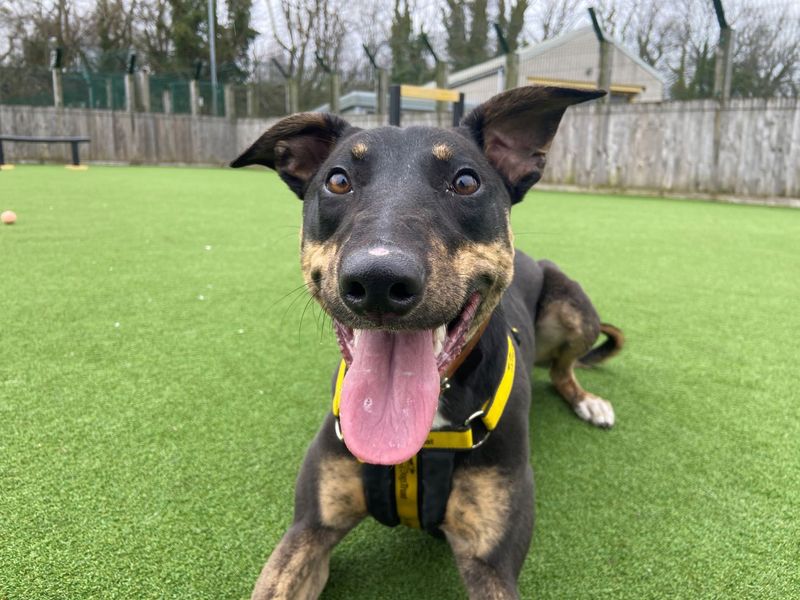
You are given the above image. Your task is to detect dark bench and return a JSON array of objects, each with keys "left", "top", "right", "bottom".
[{"left": 0, "top": 135, "right": 91, "bottom": 167}]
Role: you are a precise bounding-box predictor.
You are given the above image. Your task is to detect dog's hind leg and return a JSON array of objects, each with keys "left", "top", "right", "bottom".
[
  {"left": 534, "top": 260, "right": 622, "bottom": 428},
  {"left": 251, "top": 440, "right": 366, "bottom": 600}
]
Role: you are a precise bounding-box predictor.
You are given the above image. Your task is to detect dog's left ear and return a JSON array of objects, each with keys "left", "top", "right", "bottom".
[
  {"left": 231, "top": 113, "right": 358, "bottom": 198},
  {"left": 462, "top": 86, "right": 605, "bottom": 203}
]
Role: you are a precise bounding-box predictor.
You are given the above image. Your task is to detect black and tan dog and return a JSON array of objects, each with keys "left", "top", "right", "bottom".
[{"left": 231, "top": 86, "right": 624, "bottom": 599}]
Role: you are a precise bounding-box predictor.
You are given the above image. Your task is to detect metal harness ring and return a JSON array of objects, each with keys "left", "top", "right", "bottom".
[{"left": 464, "top": 409, "right": 490, "bottom": 449}]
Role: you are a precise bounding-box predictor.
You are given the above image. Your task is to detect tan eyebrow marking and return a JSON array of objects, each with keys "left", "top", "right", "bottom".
[
  {"left": 351, "top": 142, "right": 368, "bottom": 159},
  {"left": 432, "top": 143, "right": 453, "bottom": 161}
]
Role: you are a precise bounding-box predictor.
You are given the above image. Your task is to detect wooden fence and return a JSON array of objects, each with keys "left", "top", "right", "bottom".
[
  {"left": 546, "top": 98, "right": 800, "bottom": 199},
  {"left": 1, "top": 99, "right": 798, "bottom": 200}
]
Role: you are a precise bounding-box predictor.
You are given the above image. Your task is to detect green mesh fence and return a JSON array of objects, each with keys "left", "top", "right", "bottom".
[
  {"left": 197, "top": 81, "right": 225, "bottom": 116},
  {"left": 0, "top": 67, "right": 52, "bottom": 106},
  {"left": 0, "top": 66, "right": 232, "bottom": 116},
  {"left": 232, "top": 85, "right": 248, "bottom": 117},
  {"left": 149, "top": 76, "right": 192, "bottom": 114},
  {"left": 61, "top": 72, "right": 126, "bottom": 109}
]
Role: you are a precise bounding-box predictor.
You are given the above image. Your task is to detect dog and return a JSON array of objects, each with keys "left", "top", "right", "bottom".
[{"left": 231, "top": 85, "right": 624, "bottom": 599}]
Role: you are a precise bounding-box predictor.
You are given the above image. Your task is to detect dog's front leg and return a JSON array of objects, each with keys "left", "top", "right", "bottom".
[
  {"left": 250, "top": 522, "right": 343, "bottom": 600},
  {"left": 251, "top": 436, "right": 366, "bottom": 600},
  {"left": 441, "top": 465, "right": 534, "bottom": 600}
]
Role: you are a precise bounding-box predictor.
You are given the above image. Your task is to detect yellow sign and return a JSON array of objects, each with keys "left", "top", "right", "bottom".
[{"left": 400, "top": 85, "right": 461, "bottom": 102}]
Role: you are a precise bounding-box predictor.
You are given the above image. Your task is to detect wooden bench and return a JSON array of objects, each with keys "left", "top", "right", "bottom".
[{"left": 0, "top": 135, "right": 91, "bottom": 169}]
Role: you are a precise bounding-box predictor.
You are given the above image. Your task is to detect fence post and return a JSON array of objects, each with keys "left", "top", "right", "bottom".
[
  {"left": 389, "top": 85, "right": 401, "bottom": 126},
  {"left": 712, "top": 0, "right": 735, "bottom": 104},
  {"left": 589, "top": 8, "right": 612, "bottom": 103},
  {"left": 50, "top": 46, "right": 64, "bottom": 108},
  {"left": 124, "top": 51, "right": 137, "bottom": 112},
  {"left": 287, "top": 78, "right": 299, "bottom": 114},
  {"left": 434, "top": 63, "right": 449, "bottom": 126},
  {"left": 330, "top": 72, "right": 340, "bottom": 114},
  {"left": 105, "top": 78, "right": 113, "bottom": 109},
  {"left": 52, "top": 70, "right": 64, "bottom": 109},
  {"left": 124, "top": 74, "right": 135, "bottom": 112},
  {"left": 246, "top": 85, "right": 256, "bottom": 117},
  {"left": 377, "top": 69, "right": 389, "bottom": 116},
  {"left": 224, "top": 84, "right": 236, "bottom": 119},
  {"left": 505, "top": 52, "right": 519, "bottom": 90},
  {"left": 711, "top": 0, "right": 735, "bottom": 195},
  {"left": 270, "top": 58, "right": 298, "bottom": 114},
  {"left": 493, "top": 24, "right": 518, "bottom": 91},
  {"left": 189, "top": 80, "right": 200, "bottom": 116},
  {"left": 598, "top": 41, "right": 613, "bottom": 98},
  {"left": 420, "top": 34, "right": 448, "bottom": 126},
  {"left": 138, "top": 71, "right": 151, "bottom": 112},
  {"left": 162, "top": 89, "right": 173, "bottom": 114},
  {"left": 363, "top": 45, "right": 388, "bottom": 117},
  {"left": 452, "top": 93, "right": 465, "bottom": 126},
  {"left": 713, "top": 28, "right": 735, "bottom": 103}
]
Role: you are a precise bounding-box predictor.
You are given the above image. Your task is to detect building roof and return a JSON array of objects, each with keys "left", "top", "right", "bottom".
[
  {"left": 312, "top": 25, "right": 666, "bottom": 113},
  {"left": 448, "top": 25, "right": 664, "bottom": 88}
]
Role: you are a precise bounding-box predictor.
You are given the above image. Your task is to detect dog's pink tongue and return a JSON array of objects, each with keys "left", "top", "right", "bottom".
[{"left": 339, "top": 329, "right": 440, "bottom": 465}]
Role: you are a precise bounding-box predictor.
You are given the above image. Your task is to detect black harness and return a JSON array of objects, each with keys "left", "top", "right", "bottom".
[{"left": 331, "top": 333, "right": 517, "bottom": 535}]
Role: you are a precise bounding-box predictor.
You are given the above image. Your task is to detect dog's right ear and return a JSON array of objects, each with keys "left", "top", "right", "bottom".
[{"left": 230, "top": 113, "right": 357, "bottom": 199}]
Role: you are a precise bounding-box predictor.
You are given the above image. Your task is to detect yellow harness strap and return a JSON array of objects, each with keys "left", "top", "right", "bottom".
[
  {"left": 394, "top": 456, "right": 421, "bottom": 528},
  {"left": 331, "top": 334, "right": 517, "bottom": 530},
  {"left": 332, "top": 334, "right": 516, "bottom": 450}
]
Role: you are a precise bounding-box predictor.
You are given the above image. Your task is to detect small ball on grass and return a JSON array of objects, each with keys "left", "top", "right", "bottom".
[{"left": 1, "top": 210, "right": 16, "bottom": 225}]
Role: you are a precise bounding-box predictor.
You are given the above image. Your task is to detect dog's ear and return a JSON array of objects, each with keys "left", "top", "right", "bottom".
[
  {"left": 231, "top": 113, "right": 358, "bottom": 198},
  {"left": 462, "top": 86, "right": 605, "bottom": 203}
]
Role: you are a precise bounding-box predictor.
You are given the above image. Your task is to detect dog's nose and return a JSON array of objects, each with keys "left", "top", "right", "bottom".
[{"left": 339, "top": 248, "right": 425, "bottom": 316}]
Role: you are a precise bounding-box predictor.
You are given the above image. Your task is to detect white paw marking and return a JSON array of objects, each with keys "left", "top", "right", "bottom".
[{"left": 574, "top": 396, "right": 615, "bottom": 428}]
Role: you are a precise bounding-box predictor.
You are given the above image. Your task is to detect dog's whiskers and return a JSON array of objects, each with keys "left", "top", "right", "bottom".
[
  {"left": 298, "top": 288, "right": 323, "bottom": 340},
  {"left": 270, "top": 282, "right": 317, "bottom": 323}
]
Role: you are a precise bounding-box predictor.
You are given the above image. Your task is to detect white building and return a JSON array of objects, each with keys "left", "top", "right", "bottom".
[
  {"left": 312, "top": 26, "right": 665, "bottom": 114},
  {"left": 449, "top": 26, "right": 664, "bottom": 104}
]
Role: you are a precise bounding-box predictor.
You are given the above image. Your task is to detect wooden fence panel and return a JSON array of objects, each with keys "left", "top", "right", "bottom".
[{"left": 1, "top": 100, "right": 798, "bottom": 200}]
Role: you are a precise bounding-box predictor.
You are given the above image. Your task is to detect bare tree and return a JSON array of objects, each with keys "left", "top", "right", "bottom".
[
  {"left": 528, "top": 0, "right": 581, "bottom": 42},
  {"left": 92, "top": 0, "right": 138, "bottom": 71},
  {"left": 136, "top": 0, "right": 172, "bottom": 71},
  {"left": 729, "top": 1, "right": 800, "bottom": 97},
  {"left": 267, "top": 0, "right": 347, "bottom": 108},
  {"left": 0, "top": 0, "right": 91, "bottom": 67},
  {"left": 497, "top": 0, "right": 529, "bottom": 50}
]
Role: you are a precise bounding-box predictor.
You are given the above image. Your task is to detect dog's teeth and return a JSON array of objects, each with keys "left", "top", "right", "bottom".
[
  {"left": 433, "top": 325, "right": 446, "bottom": 356},
  {"left": 353, "top": 329, "right": 362, "bottom": 348}
]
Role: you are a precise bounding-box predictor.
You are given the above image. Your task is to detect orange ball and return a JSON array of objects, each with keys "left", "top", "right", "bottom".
[{"left": 1, "top": 210, "right": 16, "bottom": 225}]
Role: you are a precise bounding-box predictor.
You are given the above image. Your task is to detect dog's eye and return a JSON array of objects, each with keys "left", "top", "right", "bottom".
[
  {"left": 326, "top": 171, "right": 352, "bottom": 194},
  {"left": 452, "top": 171, "right": 480, "bottom": 195}
]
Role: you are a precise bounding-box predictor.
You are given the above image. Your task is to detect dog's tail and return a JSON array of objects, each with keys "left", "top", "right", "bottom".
[{"left": 577, "top": 323, "right": 625, "bottom": 368}]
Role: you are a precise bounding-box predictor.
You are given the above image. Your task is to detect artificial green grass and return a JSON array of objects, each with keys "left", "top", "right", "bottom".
[{"left": 1, "top": 165, "right": 798, "bottom": 599}]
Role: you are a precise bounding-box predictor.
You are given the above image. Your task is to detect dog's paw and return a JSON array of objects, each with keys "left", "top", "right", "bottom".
[{"left": 574, "top": 395, "right": 615, "bottom": 428}]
